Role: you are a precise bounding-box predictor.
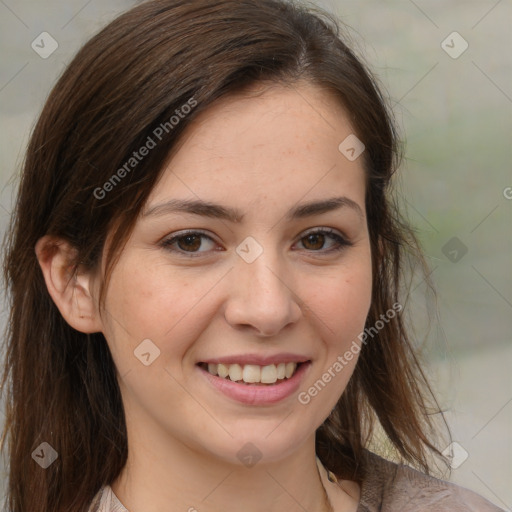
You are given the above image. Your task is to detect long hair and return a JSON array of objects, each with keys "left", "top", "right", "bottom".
[{"left": 1, "top": 0, "right": 449, "bottom": 510}]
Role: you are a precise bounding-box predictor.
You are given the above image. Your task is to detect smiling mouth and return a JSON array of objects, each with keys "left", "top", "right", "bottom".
[{"left": 197, "top": 361, "right": 308, "bottom": 385}]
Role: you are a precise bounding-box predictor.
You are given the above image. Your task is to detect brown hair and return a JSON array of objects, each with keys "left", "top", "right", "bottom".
[{"left": 1, "top": 0, "right": 449, "bottom": 510}]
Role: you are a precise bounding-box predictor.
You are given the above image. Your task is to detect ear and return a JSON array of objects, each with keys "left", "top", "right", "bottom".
[{"left": 35, "top": 235, "right": 103, "bottom": 334}]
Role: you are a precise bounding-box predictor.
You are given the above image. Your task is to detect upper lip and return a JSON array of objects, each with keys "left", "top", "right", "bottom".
[{"left": 199, "top": 353, "right": 311, "bottom": 366}]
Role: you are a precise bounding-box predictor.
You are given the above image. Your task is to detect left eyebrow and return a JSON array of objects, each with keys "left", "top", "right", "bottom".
[
  {"left": 142, "top": 196, "right": 364, "bottom": 222},
  {"left": 287, "top": 196, "right": 364, "bottom": 221}
]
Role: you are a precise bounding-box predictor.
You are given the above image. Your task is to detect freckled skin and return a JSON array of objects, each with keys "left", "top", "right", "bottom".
[{"left": 92, "top": 82, "right": 370, "bottom": 512}]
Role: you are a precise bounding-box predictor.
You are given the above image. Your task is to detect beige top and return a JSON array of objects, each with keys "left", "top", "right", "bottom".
[{"left": 87, "top": 451, "right": 504, "bottom": 511}]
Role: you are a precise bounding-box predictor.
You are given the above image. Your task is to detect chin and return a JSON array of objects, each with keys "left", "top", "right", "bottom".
[{"left": 199, "top": 424, "right": 313, "bottom": 467}]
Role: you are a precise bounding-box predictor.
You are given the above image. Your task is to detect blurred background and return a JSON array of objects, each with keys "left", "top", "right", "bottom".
[{"left": 0, "top": 0, "right": 510, "bottom": 509}]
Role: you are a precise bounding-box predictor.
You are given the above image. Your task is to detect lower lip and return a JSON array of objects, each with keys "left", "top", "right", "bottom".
[{"left": 197, "top": 362, "right": 311, "bottom": 405}]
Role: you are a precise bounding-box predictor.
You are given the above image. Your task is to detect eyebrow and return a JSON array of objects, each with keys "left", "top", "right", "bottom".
[{"left": 142, "top": 196, "right": 364, "bottom": 222}]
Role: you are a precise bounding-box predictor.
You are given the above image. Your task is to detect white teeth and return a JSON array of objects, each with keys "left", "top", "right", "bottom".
[
  {"left": 261, "top": 364, "right": 277, "bottom": 383},
  {"left": 285, "top": 362, "right": 295, "bottom": 379},
  {"left": 204, "top": 362, "right": 299, "bottom": 384},
  {"left": 228, "top": 363, "right": 243, "bottom": 382},
  {"left": 243, "top": 365, "right": 261, "bottom": 383},
  {"left": 217, "top": 363, "right": 229, "bottom": 378}
]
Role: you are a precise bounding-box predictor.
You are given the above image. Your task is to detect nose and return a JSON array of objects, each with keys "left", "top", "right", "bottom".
[{"left": 223, "top": 250, "right": 302, "bottom": 337}]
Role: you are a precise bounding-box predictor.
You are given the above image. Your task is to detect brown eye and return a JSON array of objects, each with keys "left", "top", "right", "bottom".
[
  {"left": 296, "top": 228, "right": 352, "bottom": 253},
  {"left": 302, "top": 232, "right": 326, "bottom": 250},
  {"left": 161, "top": 231, "right": 217, "bottom": 256},
  {"left": 176, "top": 234, "right": 202, "bottom": 252}
]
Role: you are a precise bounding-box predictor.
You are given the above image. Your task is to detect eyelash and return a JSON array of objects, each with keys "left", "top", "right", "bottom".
[{"left": 160, "top": 228, "right": 353, "bottom": 258}]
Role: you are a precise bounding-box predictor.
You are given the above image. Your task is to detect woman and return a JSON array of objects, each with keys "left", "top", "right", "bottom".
[{"left": 0, "top": 0, "right": 504, "bottom": 511}]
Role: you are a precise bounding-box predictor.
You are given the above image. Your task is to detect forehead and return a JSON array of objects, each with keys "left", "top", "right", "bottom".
[{"left": 147, "top": 82, "right": 366, "bottom": 215}]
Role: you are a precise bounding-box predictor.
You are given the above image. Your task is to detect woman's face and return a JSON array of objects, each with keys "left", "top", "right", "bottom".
[{"left": 94, "top": 82, "right": 372, "bottom": 466}]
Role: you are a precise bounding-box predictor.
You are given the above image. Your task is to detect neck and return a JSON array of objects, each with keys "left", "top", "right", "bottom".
[{"left": 111, "top": 424, "right": 332, "bottom": 512}]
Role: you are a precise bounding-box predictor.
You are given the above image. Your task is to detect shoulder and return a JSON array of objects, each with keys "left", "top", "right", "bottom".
[
  {"left": 358, "top": 450, "right": 504, "bottom": 512},
  {"left": 88, "top": 485, "right": 129, "bottom": 512}
]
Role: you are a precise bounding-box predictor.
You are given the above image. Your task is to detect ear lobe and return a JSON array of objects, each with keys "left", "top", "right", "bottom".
[{"left": 35, "top": 235, "right": 103, "bottom": 334}]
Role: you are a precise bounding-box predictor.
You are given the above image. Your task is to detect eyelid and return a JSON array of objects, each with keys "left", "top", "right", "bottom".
[
  {"left": 296, "top": 227, "right": 353, "bottom": 252},
  {"left": 300, "top": 226, "right": 348, "bottom": 240},
  {"left": 159, "top": 229, "right": 219, "bottom": 257}
]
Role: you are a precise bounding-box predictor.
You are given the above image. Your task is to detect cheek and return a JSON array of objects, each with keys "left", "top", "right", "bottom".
[
  {"left": 297, "top": 265, "right": 371, "bottom": 413},
  {"left": 102, "top": 257, "right": 219, "bottom": 366},
  {"left": 304, "top": 263, "right": 372, "bottom": 345}
]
